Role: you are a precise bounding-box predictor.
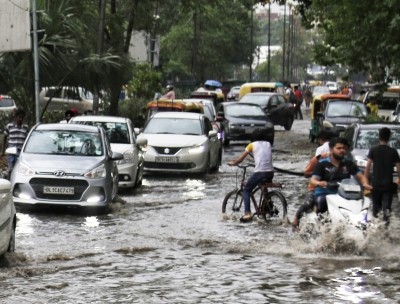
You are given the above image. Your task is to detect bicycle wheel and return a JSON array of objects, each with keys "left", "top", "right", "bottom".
[
  {"left": 222, "top": 189, "right": 243, "bottom": 220},
  {"left": 261, "top": 190, "right": 288, "bottom": 222}
]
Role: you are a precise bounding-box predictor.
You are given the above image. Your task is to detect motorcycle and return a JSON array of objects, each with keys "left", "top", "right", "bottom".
[
  {"left": 326, "top": 178, "right": 372, "bottom": 231},
  {"left": 299, "top": 179, "right": 372, "bottom": 239}
]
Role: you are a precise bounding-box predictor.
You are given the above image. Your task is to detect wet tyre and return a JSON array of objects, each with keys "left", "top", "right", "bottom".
[
  {"left": 7, "top": 222, "right": 15, "bottom": 252},
  {"left": 284, "top": 116, "right": 294, "bottom": 131},
  {"left": 222, "top": 190, "right": 243, "bottom": 219},
  {"left": 261, "top": 191, "right": 288, "bottom": 222}
]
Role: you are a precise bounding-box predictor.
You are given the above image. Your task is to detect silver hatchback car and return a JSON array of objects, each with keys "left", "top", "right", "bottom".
[
  {"left": 10, "top": 123, "right": 123, "bottom": 210},
  {"left": 69, "top": 115, "right": 147, "bottom": 190}
]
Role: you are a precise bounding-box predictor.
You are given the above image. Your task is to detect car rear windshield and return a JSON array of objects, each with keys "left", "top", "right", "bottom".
[
  {"left": 24, "top": 130, "right": 103, "bottom": 156},
  {"left": 0, "top": 97, "right": 15, "bottom": 107},
  {"left": 225, "top": 104, "right": 265, "bottom": 117},
  {"left": 326, "top": 102, "right": 367, "bottom": 117},
  {"left": 73, "top": 121, "right": 130, "bottom": 144},
  {"left": 356, "top": 128, "right": 400, "bottom": 149}
]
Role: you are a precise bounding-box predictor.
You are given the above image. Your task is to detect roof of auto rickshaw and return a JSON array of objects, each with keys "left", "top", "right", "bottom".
[{"left": 190, "top": 90, "right": 225, "bottom": 100}]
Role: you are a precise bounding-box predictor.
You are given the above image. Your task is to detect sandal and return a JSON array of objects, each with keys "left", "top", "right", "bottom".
[{"left": 240, "top": 213, "right": 253, "bottom": 222}]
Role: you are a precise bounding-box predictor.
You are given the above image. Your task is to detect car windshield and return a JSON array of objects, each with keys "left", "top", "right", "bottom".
[
  {"left": 144, "top": 117, "right": 202, "bottom": 135},
  {"left": 239, "top": 95, "right": 270, "bottom": 106},
  {"left": 24, "top": 130, "right": 103, "bottom": 156},
  {"left": 355, "top": 128, "right": 400, "bottom": 149},
  {"left": 225, "top": 104, "right": 265, "bottom": 117},
  {"left": 326, "top": 102, "right": 367, "bottom": 118},
  {"left": 73, "top": 121, "right": 130, "bottom": 144}
]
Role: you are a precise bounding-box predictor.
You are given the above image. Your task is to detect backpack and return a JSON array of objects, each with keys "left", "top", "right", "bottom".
[{"left": 289, "top": 91, "right": 297, "bottom": 104}]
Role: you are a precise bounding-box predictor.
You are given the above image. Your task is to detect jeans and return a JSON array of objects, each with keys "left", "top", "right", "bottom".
[
  {"left": 372, "top": 189, "right": 393, "bottom": 221},
  {"left": 243, "top": 171, "right": 274, "bottom": 213},
  {"left": 315, "top": 195, "right": 328, "bottom": 214},
  {"left": 7, "top": 154, "right": 19, "bottom": 175}
]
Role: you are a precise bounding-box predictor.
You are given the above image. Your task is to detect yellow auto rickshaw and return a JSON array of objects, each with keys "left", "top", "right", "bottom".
[
  {"left": 238, "top": 82, "right": 284, "bottom": 99},
  {"left": 309, "top": 93, "right": 351, "bottom": 142},
  {"left": 146, "top": 99, "right": 204, "bottom": 121}
]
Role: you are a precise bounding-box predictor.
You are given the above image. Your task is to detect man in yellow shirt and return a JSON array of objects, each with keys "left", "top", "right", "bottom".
[{"left": 367, "top": 98, "right": 378, "bottom": 115}]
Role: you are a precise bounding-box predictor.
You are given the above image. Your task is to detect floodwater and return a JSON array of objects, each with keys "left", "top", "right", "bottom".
[{"left": 2, "top": 112, "right": 400, "bottom": 303}]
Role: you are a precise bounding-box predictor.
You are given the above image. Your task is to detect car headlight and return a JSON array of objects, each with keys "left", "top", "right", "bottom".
[
  {"left": 118, "top": 151, "right": 134, "bottom": 165},
  {"left": 188, "top": 144, "right": 206, "bottom": 154},
  {"left": 354, "top": 155, "right": 367, "bottom": 168},
  {"left": 84, "top": 164, "right": 106, "bottom": 179},
  {"left": 16, "top": 163, "right": 35, "bottom": 176}
]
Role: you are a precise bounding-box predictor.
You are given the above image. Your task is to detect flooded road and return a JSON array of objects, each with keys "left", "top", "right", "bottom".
[{"left": 2, "top": 114, "right": 400, "bottom": 303}]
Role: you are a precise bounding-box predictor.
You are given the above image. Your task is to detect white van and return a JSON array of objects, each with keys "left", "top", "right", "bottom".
[{"left": 39, "top": 87, "right": 94, "bottom": 113}]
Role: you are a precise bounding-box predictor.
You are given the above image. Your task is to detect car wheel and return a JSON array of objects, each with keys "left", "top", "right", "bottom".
[
  {"left": 284, "top": 116, "right": 294, "bottom": 131},
  {"left": 7, "top": 221, "right": 15, "bottom": 252},
  {"left": 210, "top": 149, "right": 222, "bottom": 172}
]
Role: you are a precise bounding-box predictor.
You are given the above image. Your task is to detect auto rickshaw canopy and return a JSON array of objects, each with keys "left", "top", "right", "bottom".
[{"left": 238, "top": 82, "right": 285, "bottom": 99}]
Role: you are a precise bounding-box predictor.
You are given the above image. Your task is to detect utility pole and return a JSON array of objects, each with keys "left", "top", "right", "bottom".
[
  {"left": 31, "top": 0, "right": 40, "bottom": 123},
  {"left": 249, "top": 1, "right": 254, "bottom": 82},
  {"left": 282, "top": 4, "right": 286, "bottom": 81},
  {"left": 267, "top": 2, "right": 271, "bottom": 81}
]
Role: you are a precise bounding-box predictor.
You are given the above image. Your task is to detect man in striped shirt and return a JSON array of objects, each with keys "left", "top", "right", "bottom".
[{"left": 4, "top": 109, "right": 29, "bottom": 176}]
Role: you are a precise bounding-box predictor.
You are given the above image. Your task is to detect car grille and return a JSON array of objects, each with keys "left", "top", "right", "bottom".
[
  {"left": 29, "top": 178, "right": 89, "bottom": 200},
  {"left": 144, "top": 161, "right": 195, "bottom": 170},
  {"left": 153, "top": 146, "right": 181, "bottom": 155}
]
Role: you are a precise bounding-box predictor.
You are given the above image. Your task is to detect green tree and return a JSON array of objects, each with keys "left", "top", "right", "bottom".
[{"left": 298, "top": 0, "right": 400, "bottom": 82}]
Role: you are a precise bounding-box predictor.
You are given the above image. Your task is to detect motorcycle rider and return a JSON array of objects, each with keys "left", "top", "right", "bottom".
[
  {"left": 310, "top": 137, "right": 371, "bottom": 214},
  {"left": 161, "top": 84, "right": 175, "bottom": 99},
  {"left": 292, "top": 130, "right": 334, "bottom": 230}
]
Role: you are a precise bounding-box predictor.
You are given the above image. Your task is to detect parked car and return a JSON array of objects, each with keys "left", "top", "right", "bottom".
[
  {"left": 318, "top": 99, "right": 368, "bottom": 136},
  {"left": 69, "top": 115, "right": 147, "bottom": 190},
  {"left": 39, "top": 86, "right": 94, "bottom": 113},
  {"left": 10, "top": 123, "right": 123, "bottom": 210},
  {"left": 358, "top": 89, "right": 400, "bottom": 121},
  {"left": 227, "top": 86, "right": 241, "bottom": 101},
  {"left": 137, "top": 112, "right": 222, "bottom": 174},
  {"left": 0, "top": 95, "right": 17, "bottom": 114},
  {"left": 238, "top": 92, "right": 295, "bottom": 130},
  {"left": 341, "top": 122, "right": 400, "bottom": 180},
  {"left": 216, "top": 102, "right": 274, "bottom": 146},
  {"left": 0, "top": 179, "right": 16, "bottom": 256}
]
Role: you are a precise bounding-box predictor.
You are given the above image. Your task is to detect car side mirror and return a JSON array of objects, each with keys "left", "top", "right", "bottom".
[
  {"left": 136, "top": 137, "right": 147, "bottom": 148},
  {"left": 111, "top": 151, "right": 124, "bottom": 161},
  {"left": 208, "top": 130, "right": 217, "bottom": 138}
]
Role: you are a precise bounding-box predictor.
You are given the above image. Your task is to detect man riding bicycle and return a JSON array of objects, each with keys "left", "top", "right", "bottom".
[{"left": 228, "top": 128, "right": 274, "bottom": 222}]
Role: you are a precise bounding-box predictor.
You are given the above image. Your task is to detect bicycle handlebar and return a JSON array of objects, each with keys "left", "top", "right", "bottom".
[{"left": 236, "top": 163, "right": 255, "bottom": 169}]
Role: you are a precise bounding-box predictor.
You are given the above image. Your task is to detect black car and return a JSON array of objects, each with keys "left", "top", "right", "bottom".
[
  {"left": 239, "top": 92, "right": 295, "bottom": 130},
  {"left": 319, "top": 100, "right": 368, "bottom": 136},
  {"left": 216, "top": 102, "right": 274, "bottom": 146}
]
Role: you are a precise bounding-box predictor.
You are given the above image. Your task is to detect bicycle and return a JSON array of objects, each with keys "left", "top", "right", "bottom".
[{"left": 222, "top": 164, "right": 288, "bottom": 222}]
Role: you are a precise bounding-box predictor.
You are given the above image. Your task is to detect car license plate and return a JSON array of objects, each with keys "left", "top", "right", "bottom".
[
  {"left": 43, "top": 186, "right": 74, "bottom": 195},
  {"left": 155, "top": 156, "right": 179, "bottom": 163},
  {"left": 245, "top": 128, "right": 253, "bottom": 134}
]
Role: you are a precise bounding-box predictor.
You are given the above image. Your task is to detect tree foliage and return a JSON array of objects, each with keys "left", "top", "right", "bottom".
[{"left": 297, "top": 0, "right": 400, "bottom": 82}]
